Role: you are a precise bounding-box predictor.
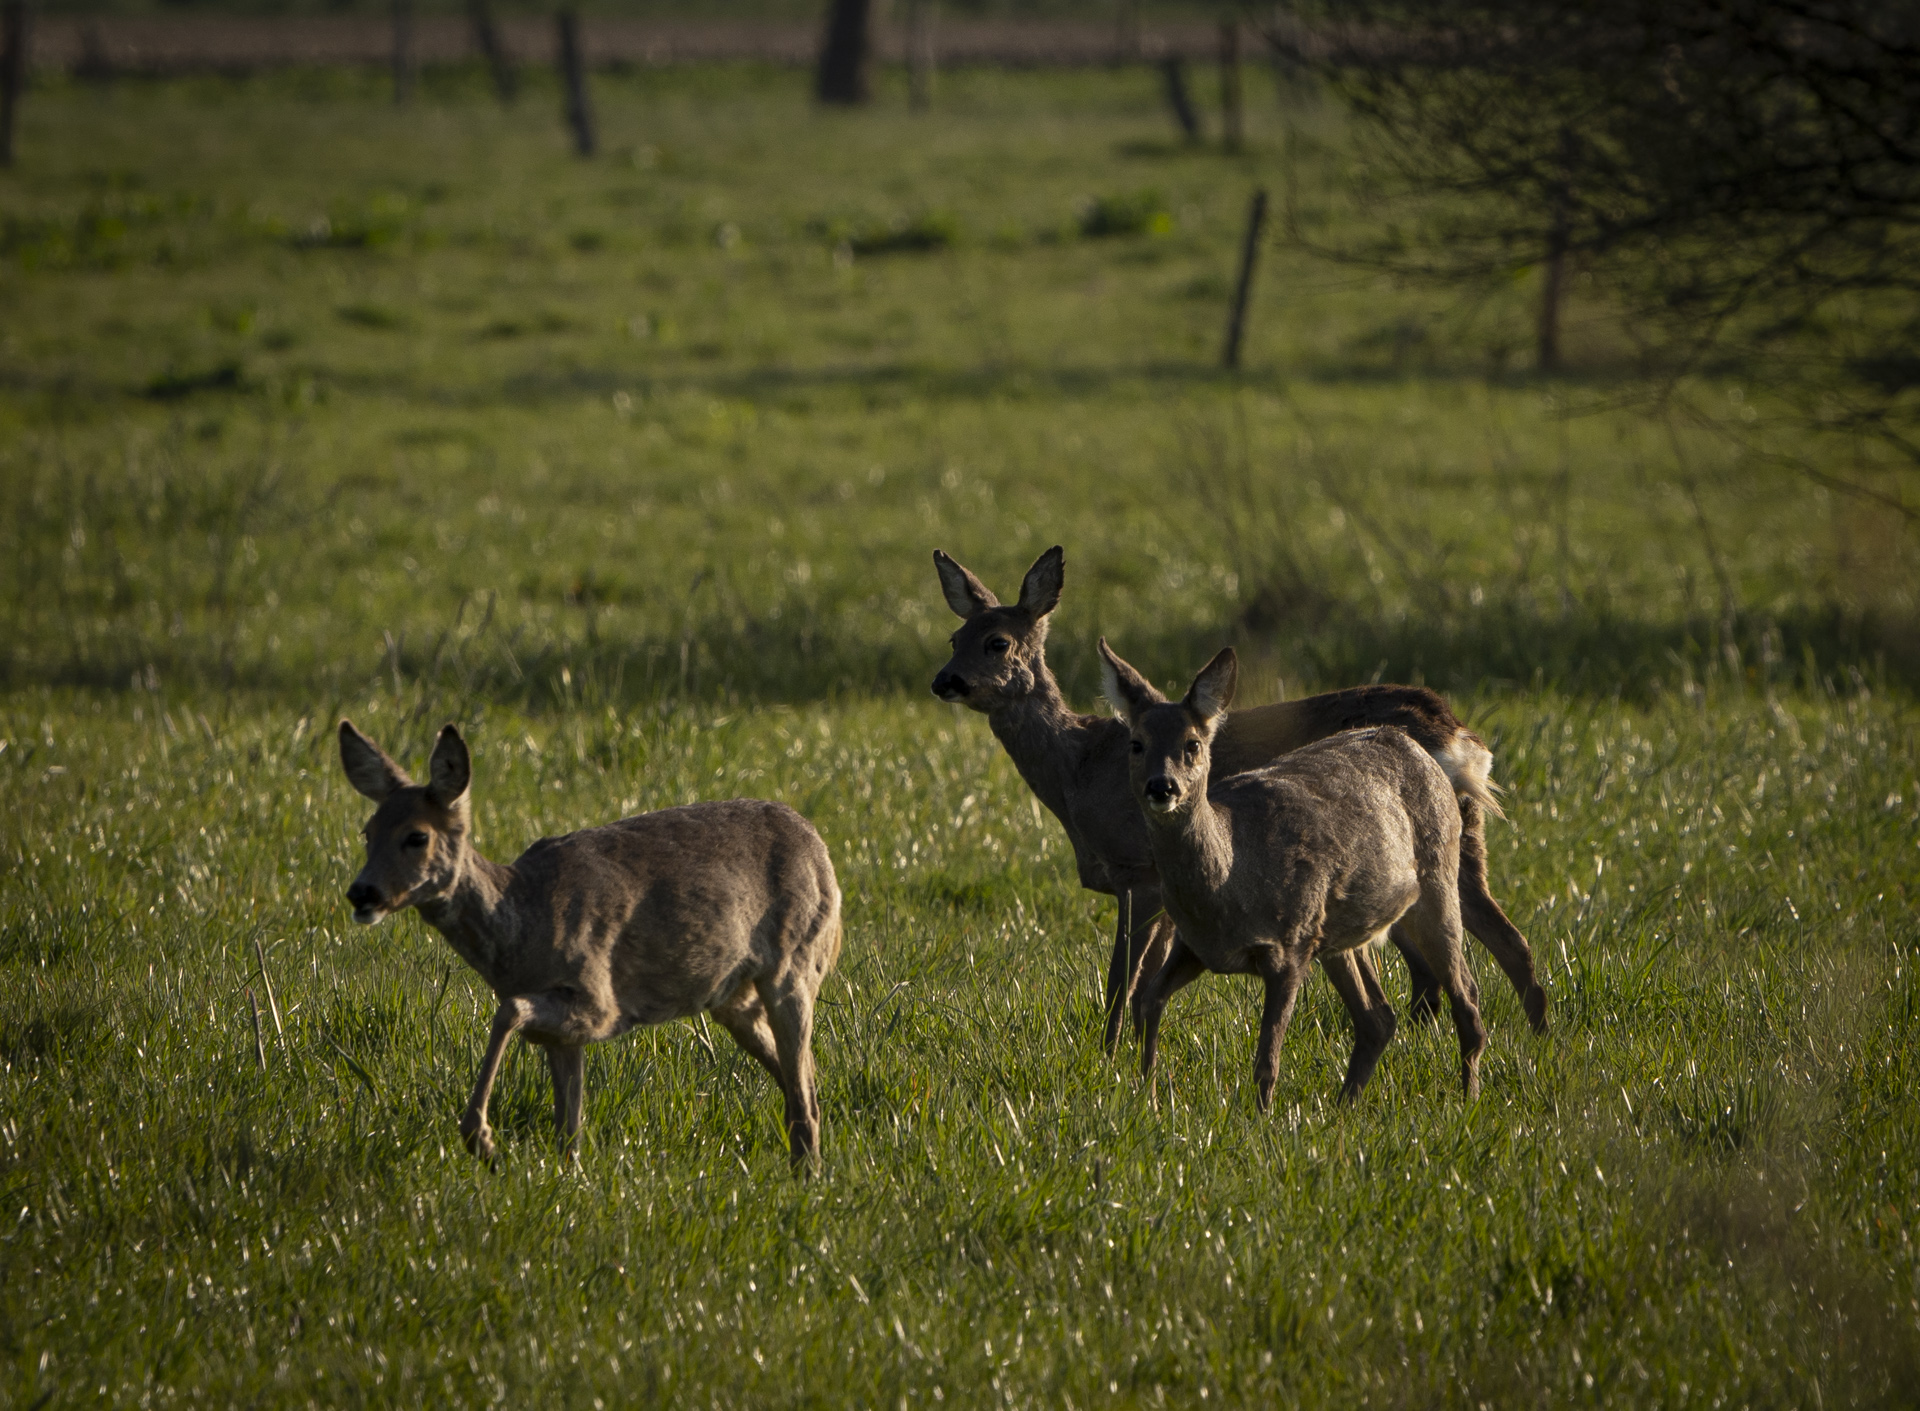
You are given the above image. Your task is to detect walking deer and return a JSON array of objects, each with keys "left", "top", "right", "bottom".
[
  {"left": 929, "top": 545, "right": 1547, "bottom": 1050},
  {"left": 338, "top": 721, "right": 842, "bottom": 1172},
  {"left": 1100, "top": 641, "right": 1488, "bottom": 1104}
]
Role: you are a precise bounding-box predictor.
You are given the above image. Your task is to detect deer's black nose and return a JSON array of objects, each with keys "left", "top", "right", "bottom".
[
  {"left": 931, "top": 672, "right": 969, "bottom": 700},
  {"left": 346, "top": 882, "right": 381, "bottom": 910},
  {"left": 1143, "top": 776, "right": 1179, "bottom": 805}
]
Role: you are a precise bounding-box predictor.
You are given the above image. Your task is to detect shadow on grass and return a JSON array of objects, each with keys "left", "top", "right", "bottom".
[{"left": 12, "top": 591, "right": 1910, "bottom": 711}]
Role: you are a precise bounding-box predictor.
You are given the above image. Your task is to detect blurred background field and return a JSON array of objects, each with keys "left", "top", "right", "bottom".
[{"left": 2, "top": 40, "right": 1917, "bottom": 1408}]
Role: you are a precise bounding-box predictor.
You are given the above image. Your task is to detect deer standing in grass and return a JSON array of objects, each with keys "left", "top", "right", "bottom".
[
  {"left": 930, "top": 546, "right": 1547, "bottom": 1050},
  {"left": 1100, "top": 641, "right": 1488, "bottom": 1104},
  {"left": 338, "top": 721, "right": 842, "bottom": 1172}
]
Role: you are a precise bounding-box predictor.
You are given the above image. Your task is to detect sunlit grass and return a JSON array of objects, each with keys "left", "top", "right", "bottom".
[{"left": 2, "top": 63, "right": 1918, "bottom": 1407}]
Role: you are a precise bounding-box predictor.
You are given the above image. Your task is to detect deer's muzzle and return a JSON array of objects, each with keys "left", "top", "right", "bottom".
[
  {"left": 346, "top": 881, "right": 386, "bottom": 925},
  {"left": 1143, "top": 776, "right": 1181, "bottom": 811},
  {"left": 931, "top": 672, "right": 969, "bottom": 701}
]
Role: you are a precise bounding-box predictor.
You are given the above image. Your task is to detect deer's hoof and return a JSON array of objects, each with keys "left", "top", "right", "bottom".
[
  {"left": 460, "top": 1116, "right": 495, "bottom": 1160},
  {"left": 1525, "top": 986, "right": 1551, "bottom": 1036}
]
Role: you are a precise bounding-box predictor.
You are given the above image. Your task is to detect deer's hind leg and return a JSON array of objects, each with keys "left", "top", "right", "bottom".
[
  {"left": 755, "top": 977, "right": 822, "bottom": 1175},
  {"left": 1319, "top": 947, "right": 1397, "bottom": 1103},
  {"left": 1458, "top": 798, "right": 1549, "bottom": 1034},
  {"left": 1387, "top": 924, "right": 1443, "bottom": 1026},
  {"left": 1397, "top": 881, "right": 1487, "bottom": 1099},
  {"left": 710, "top": 978, "right": 784, "bottom": 1086}
]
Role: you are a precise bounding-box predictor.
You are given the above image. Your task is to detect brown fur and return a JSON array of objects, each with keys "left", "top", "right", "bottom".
[
  {"left": 930, "top": 546, "right": 1548, "bottom": 1047},
  {"left": 339, "top": 721, "right": 841, "bottom": 1172},
  {"left": 1101, "top": 641, "right": 1488, "bottom": 1105}
]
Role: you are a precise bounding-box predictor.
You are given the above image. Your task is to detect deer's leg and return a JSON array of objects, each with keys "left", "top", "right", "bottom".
[
  {"left": 545, "top": 1044, "right": 586, "bottom": 1156},
  {"left": 1102, "top": 888, "right": 1135, "bottom": 1055},
  {"left": 1458, "top": 798, "right": 1549, "bottom": 1034},
  {"left": 756, "top": 980, "right": 821, "bottom": 1176},
  {"left": 1138, "top": 936, "right": 1207, "bottom": 1091},
  {"left": 1400, "top": 882, "right": 1488, "bottom": 1100},
  {"left": 1387, "top": 923, "right": 1443, "bottom": 1026},
  {"left": 463, "top": 991, "right": 617, "bottom": 1159},
  {"left": 710, "top": 979, "right": 784, "bottom": 1085},
  {"left": 1319, "top": 946, "right": 1397, "bottom": 1103},
  {"left": 1251, "top": 953, "right": 1311, "bottom": 1113},
  {"left": 462, "top": 998, "right": 531, "bottom": 1159},
  {"left": 1128, "top": 911, "right": 1178, "bottom": 1038}
]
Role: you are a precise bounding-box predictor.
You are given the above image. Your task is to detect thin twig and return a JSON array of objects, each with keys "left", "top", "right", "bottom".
[
  {"left": 247, "top": 987, "right": 267, "bottom": 1072},
  {"left": 253, "top": 936, "right": 283, "bottom": 1039}
]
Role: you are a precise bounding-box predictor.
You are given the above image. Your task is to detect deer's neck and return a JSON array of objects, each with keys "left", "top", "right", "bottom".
[
  {"left": 986, "top": 667, "right": 1099, "bottom": 827},
  {"left": 416, "top": 851, "right": 517, "bottom": 983},
  {"left": 1147, "top": 794, "right": 1234, "bottom": 915}
]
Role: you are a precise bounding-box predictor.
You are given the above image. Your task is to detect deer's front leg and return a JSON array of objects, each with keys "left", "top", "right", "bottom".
[
  {"left": 1252, "top": 954, "right": 1308, "bottom": 1113},
  {"left": 1138, "top": 937, "right": 1207, "bottom": 1092},
  {"left": 462, "top": 998, "right": 532, "bottom": 1159},
  {"left": 546, "top": 1045, "right": 586, "bottom": 1157},
  {"left": 464, "top": 990, "right": 614, "bottom": 1159}
]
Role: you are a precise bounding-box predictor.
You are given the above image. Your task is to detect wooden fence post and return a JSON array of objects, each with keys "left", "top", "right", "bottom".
[
  {"left": 391, "top": 0, "right": 414, "bottom": 105},
  {"left": 1159, "top": 56, "right": 1201, "bottom": 143},
  {"left": 468, "top": 0, "right": 517, "bottom": 105},
  {"left": 557, "top": 10, "right": 595, "bottom": 157},
  {"left": 1, "top": 0, "right": 29, "bottom": 168},
  {"left": 1218, "top": 18, "right": 1242, "bottom": 152},
  {"left": 1222, "top": 188, "right": 1269, "bottom": 371}
]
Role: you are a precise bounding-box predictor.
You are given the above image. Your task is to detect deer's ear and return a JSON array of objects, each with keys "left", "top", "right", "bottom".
[
  {"left": 427, "top": 725, "right": 472, "bottom": 807},
  {"left": 339, "top": 720, "right": 410, "bottom": 802},
  {"left": 1016, "top": 545, "right": 1064, "bottom": 619},
  {"left": 1184, "top": 647, "right": 1238, "bottom": 725},
  {"left": 933, "top": 550, "right": 999, "bottom": 619},
  {"left": 1098, "top": 638, "right": 1160, "bottom": 721}
]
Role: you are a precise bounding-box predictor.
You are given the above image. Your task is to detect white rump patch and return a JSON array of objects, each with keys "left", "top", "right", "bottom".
[{"left": 1432, "top": 731, "right": 1506, "bottom": 819}]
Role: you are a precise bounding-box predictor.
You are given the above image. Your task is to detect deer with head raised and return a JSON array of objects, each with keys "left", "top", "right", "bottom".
[
  {"left": 929, "top": 545, "right": 1548, "bottom": 1049},
  {"left": 338, "top": 720, "right": 842, "bottom": 1172},
  {"left": 1100, "top": 640, "right": 1488, "bottom": 1104}
]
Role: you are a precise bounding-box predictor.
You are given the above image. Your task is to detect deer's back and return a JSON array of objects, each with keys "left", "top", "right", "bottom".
[
  {"left": 498, "top": 799, "right": 838, "bottom": 1019},
  {"left": 1172, "top": 729, "right": 1460, "bottom": 965},
  {"left": 1210, "top": 684, "right": 1465, "bottom": 780},
  {"left": 1223, "top": 727, "right": 1459, "bottom": 859}
]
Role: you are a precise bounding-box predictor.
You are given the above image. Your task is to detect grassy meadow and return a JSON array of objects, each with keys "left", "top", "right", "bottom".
[{"left": 2, "top": 60, "right": 1918, "bottom": 1406}]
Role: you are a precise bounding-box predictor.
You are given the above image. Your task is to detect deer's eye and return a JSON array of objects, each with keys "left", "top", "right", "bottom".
[
  {"left": 1184, "top": 740, "right": 1201, "bottom": 761},
  {"left": 986, "top": 637, "right": 1011, "bottom": 655},
  {"left": 404, "top": 831, "right": 430, "bottom": 849},
  {"left": 1130, "top": 739, "right": 1144, "bottom": 755}
]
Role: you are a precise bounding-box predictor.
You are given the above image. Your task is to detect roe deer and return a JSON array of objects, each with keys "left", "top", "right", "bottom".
[
  {"left": 1100, "top": 641, "right": 1488, "bottom": 1104},
  {"left": 929, "top": 545, "right": 1547, "bottom": 1050},
  {"left": 338, "top": 721, "right": 842, "bottom": 1172}
]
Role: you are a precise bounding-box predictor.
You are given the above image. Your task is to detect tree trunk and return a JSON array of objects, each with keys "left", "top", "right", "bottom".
[
  {"left": 1218, "top": 19, "right": 1243, "bottom": 152},
  {"left": 0, "top": 0, "right": 28, "bottom": 167},
  {"left": 1159, "top": 57, "right": 1202, "bottom": 143},
  {"left": 468, "top": 0, "right": 517, "bottom": 105},
  {"left": 557, "top": 10, "right": 595, "bottom": 157},
  {"left": 816, "top": 0, "right": 871, "bottom": 106},
  {"left": 906, "top": 0, "right": 935, "bottom": 112},
  {"left": 391, "top": 0, "right": 414, "bottom": 106}
]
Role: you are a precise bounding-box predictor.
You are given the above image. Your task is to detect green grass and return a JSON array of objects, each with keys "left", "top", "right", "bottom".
[{"left": 2, "top": 64, "right": 1918, "bottom": 1406}]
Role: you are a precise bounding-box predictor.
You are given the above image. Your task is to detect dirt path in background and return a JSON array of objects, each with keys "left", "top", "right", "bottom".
[{"left": 27, "top": 16, "right": 1232, "bottom": 74}]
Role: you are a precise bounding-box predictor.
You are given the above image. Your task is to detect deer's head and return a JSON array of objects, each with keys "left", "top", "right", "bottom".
[
  {"left": 338, "top": 721, "right": 473, "bottom": 924},
  {"left": 930, "top": 545, "right": 1064, "bottom": 713},
  {"left": 1099, "top": 640, "right": 1237, "bottom": 819}
]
